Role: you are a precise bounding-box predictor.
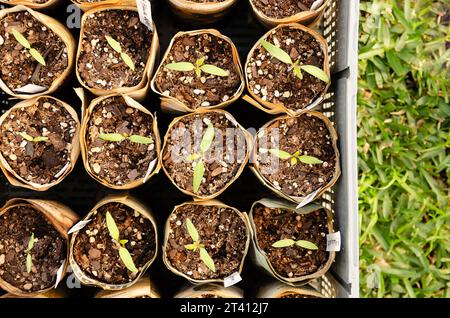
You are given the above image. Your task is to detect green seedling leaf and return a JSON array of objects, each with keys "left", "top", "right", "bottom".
[
  {"left": 200, "top": 122, "right": 215, "bottom": 153},
  {"left": 260, "top": 39, "right": 293, "bottom": 65},
  {"left": 268, "top": 149, "right": 292, "bottom": 160},
  {"left": 186, "top": 153, "right": 201, "bottom": 161},
  {"left": 27, "top": 233, "right": 35, "bottom": 251},
  {"left": 186, "top": 218, "right": 199, "bottom": 242},
  {"left": 200, "top": 64, "right": 230, "bottom": 77},
  {"left": 105, "top": 211, "right": 120, "bottom": 242},
  {"left": 29, "top": 48, "right": 46, "bottom": 66},
  {"left": 184, "top": 243, "right": 197, "bottom": 251},
  {"left": 196, "top": 57, "right": 205, "bottom": 67},
  {"left": 19, "top": 132, "right": 34, "bottom": 142},
  {"left": 128, "top": 135, "right": 153, "bottom": 145},
  {"left": 297, "top": 155, "right": 323, "bottom": 164},
  {"left": 26, "top": 253, "right": 32, "bottom": 273},
  {"left": 120, "top": 239, "right": 128, "bottom": 246},
  {"left": 99, "top": 133, "right": 126, "bottom": 142},
  {"left": 195, "top": 68, "right": 201, "bottom": 77},
  {"left": 291, "top": 157, "right": 298, "bottom": 165},
  {"left": 165, "top": 62, "right": 196, "bottom": 72},
  {"left": 33, "top": 136, "right": 48, "bottom": 142},
  {"left": 199, "top": 247, "right": 216, "bottom": 273},
  {"left": 192, "top": 161, "right": 205, "bottom": 193},
  {"left": 300, "top": 65, "right": 329, "bottom": 83},
  {"left": 121, "top": 52, "right": 135, "bottom": 71},
  {"left": 295, "top": 240, "right": 319, "bottom": 250},
  {"left": 293, "top": 65, "right": 303, "bottom": 80},
  {"left": 11, "top": 29, "right": 30, "bottom": 49},
  {"left": 272, "top": 239, "right": 296, "bottom": 248},
  {"left": 105, "top": 35, "right": 122, "bottom": 53},
  {"left": 119, "top": 247, "right": 138, "bottom": 273}
]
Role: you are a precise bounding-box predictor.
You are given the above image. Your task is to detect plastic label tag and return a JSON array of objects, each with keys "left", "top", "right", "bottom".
[
  {"left": 68, "top": 219, "right": 91, "bottom": 235},
  {"left": 54, "top": 262, "right": 65, "bottom": 288},
  {"left": 224, "top": 272, "right": 242, "bottom": 288},
  {"left": 326, "top": 231, "right": 341, "bottom": 252},
  {"left": 311, "top": 0, "right": 324, "bottom": 11},
  {"left": 136, "top": 0, "right": 153, "bottom": 31}
]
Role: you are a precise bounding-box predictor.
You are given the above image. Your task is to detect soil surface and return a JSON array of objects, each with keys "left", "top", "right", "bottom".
[
  {"left": 0, "top": 205, "right": 66, "bottom": 293},
  {"left": 77, "top": 9, "right": 152, "bottom": 90},
  {"left": 252, "top": 0, "right": 316, "bottom": 19},
  {"left": 154, "top": 33, "right": 241, "bottom": 110},
  {"left": 162, "top": 112, "right": 247, "bottom": 196},
  {"left": 0, "top": 11, "right": 69, "bottom": 93},
  {"left": 246, "top": 27, "right": 327, "bottom": 111},
  {"left": 280, "top": 292, "right": 318, "bottom": 298},
  {"left": 85, "top": 96, "right": 157, "bottom": 186},
  {"left": 72, "top": 202, "right": 156, "bottom": 285},
  {"left": 165, "top": 204, "right": 248, "bottom": 280},
  {"left": 253, "top": 203, "right": 329, "bottom": 278},
  {"left": 0, "top": 98, "right": 78, "bottom": 185},
  {"left": 256, "top": 114, "right": 336, "bottom": 197}
]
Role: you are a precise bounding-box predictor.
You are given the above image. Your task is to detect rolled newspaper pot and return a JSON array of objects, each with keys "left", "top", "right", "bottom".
[
  {"left": 167, "top": 0, "right": 238, "bottom": 24},
  {"left": 95, "top": 276, "right": 160, "bottom": 298},
  {"left": 1, "top": 288, "right": 65, "bottom": 298},
  {"left": 256, "top": 280, "right": 326, "bottom": 298},
  {"left": 71, "top": 0, "right": 137, "bottom": 11},
  {"left": 0, "top": 0, "right": 60, "bottom": 10},
  {"left": 174, "top": 283, "right": 243, "bottom": 298}
]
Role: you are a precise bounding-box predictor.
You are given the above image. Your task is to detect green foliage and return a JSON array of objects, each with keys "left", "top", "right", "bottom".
[
  {"left": 25, "top": 233, "right": 34, "bottom": 273},
  {"left": 11, "top": 29, "right": 46, "bottom": 66},
  {"left": 165, "top": 57, "right": 229, "bottom": 77},
  {"left": 105, "top": 35, "right": 135, "bottom": 71},
  {"left": 99, "top": 132, "right": 153, "bottom": 145},
  {"left": 266, "top": 148, "right": 323, "bottom": 165},
  {"left": 183, "top": 218, "right": 216, "bottom": 272},
  {"left": 272, "top": 238, "right": 319, "bottom": 250},
  {"left": 19, "top": 132, "right": 48, "bottom": 143}
]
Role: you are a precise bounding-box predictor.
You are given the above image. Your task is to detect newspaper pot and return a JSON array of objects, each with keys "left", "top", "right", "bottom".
[
  {"left": 151, "top": 29, "right": 244, "bottom": 113},
  {"left": 69, "top": 194, "right": 158, "bottom": 290},
  {"left": 249, "top": 0, "right": 329, "bottom": 28},
  {"left": 174, "top": 283, "right": 243, "bottom": 298},
  {"left": 0, "top": 5, "right": 75, "bottom": 99},
  {"left": 76, "top": 5, "right": 159, "bottom": 101},
  {"left": 163, "top": 200, "right": 251, "bottom": 284},
  {"left": 167, "top": 0, "right": 237, "bottom": 24},
  {"left": 71, "top": 0, "right": 137, "bottom": 11},
  {"left": 0, "top": 0, "right": 61, "bottom": 10},
  {"left": 243, "top": 23, "right": 330, "bottom": 117},
  {"left": 0, "top": 288, "right": 65, "bottom": 298},
  {"left": 250, "top": 111, "right": 340, "bottom": 207},
  {"left": 0, "top": 96, "right": 80, "bottom": 191},
  {"left": 80, "top": 93, "right": 161, "bottom": 189},
  {"left": 249, "top": 198, "right": 335, "bottom": 286},
  {"left": 95, "top": 276, "right": 160, "bottom": 298},
  {"left": 0, "top": 198, "right": 79, "bottom": 297},
  {"left": 161, "top": 109, "right": 252, "bottom": 200},
  {"left": 256, "top": 280, "right": 326, "bottom": 298}
]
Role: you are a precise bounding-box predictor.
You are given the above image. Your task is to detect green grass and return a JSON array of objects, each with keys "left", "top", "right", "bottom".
[{"left": 358, "top": 0, "right": 450, "bottom": 297}]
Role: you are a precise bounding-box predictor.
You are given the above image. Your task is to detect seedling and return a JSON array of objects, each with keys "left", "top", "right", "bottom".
[
  {"left": 99, "top": 132, "right": 153, "bottom": 145},
  {"left": 184, "top": 218, "right": 216, "bottom": 272},
  {"left": 263, "top": 148, "right": 323, "bottom": 165},
  {"left": 105, "top": 211, "right": 138, "bottom": 273},
  {"left": 18, "top": 132, "right": 48, "bottom": 143},
  {"left": 11, "top": 29, "right": 46, "bottom": 66},
  {"left": 165, "top": 56, "right": 229, "bottom": 78},
  {"left": 105, "top": 35, "right": 135, "bottom": 71},
  {"left": 259, "top": 39, "right": 329, "bottom": 83},
  {"left": 25, "top": 233, "right": 35, "bottom": 273},
  {"left": 272, "top": 238, "right": 318, "bottom": 250},
  {"left": 186, "top": 122, "right": 215, "bottom": 193}
]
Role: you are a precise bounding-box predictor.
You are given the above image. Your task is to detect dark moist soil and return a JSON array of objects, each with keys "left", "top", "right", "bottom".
[
  {"left": 77, "top": 9, "right": 152, "bottom": 90},
  {"left": 73, "top": 202, "right": 156, "bottom": 285},
  {"left": 85, "top": 96, "right": 157, "bottom": 186},
  {"left": 166, "top": 204, "right": 248, "bottom": 280},
  {"left": 0, "top": 98, "right": 77, "bottom": 185},
  {"left": 256, "top": 114, "right": 336, "bottom": 197},
  {"left": 0, "top": 205, "right": 66, "bottom": 293},
  {"left": 154, "top": 33, "right": 241, "bottom": 110},
  {"left": 280, "top": 293, "right": 318, "bottom": 298},
  {"left": 252, "top": 0, "right": 316, "bottom": 19},
  {"left": 247, "top": 27, "right": 327, "bottom": 111},
  {"left": 0, "top": 11, "right": 69, "bottom": 92},
  {"left": 253, "top": 203, "right": 329, "bottom": 278},
  {"left": 162, "top": 112, "right": 247, "bottom": 196}
]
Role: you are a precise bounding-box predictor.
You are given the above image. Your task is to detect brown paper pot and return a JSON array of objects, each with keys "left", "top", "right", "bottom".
[
  {"left": 71, "top": 0, "right": 137, "bottom": 12},
  {"left": 249, "top": 0, "right": 330, "bottom": 28},
  {"left": 243, "top": 23, "right": 330, "bottom": 117},
  {"left": 0, "top": 96, "right": 81, "bottom": 191},
  {"left": 167, "top": 0, "right": 237, "bottom": 24},
  {"left": 69, "top": 194, "right": 158, "bottom": 290},
  {"left": 160, "top": 109, "right": 252, "bottom": 200},
  {"left": 250, "top": 111, "right": 340, "bottom": 207},
  {"left": 174, "top": 283, "right": 243, "bottom": 298},
  {"left": 150, "top": 29, "right": 244, "bottom": 114},
  {"left": 162, "top": 200, "right": 252, "bottom": 285},
  {"left": 248, "top": 198, "right": 335, "bottom": 286},
  {"left": 75, "top": 6, "right": 159, "bottom": 101},
  {"left": 0, "top": 0, "right": 60, "bottom": 10},
  {"left": 95, "top": 276, "right": 160, "bottom": 298},
  {"left": 256, "top": 281, "right": 326, "bottom": 298},
  {"left": 79, "top": 93, "right": 161, "bottom": 190},
  {"left": 0, "top": 5, "right": 75, "bottom": 99},
  {"left": 0, "top": 198, "right": 79, "bottom": 297},
  {"left": 0, "top": 288, "right": 65, "bottom": 298}
]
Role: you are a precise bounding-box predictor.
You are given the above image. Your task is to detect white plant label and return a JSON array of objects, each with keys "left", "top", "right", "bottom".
[
  {"left": 136, "top": 0, "right": 153, "bottom": 31},
  {"left": 68, "top": 219, "right": 92, "bottom": 235},
  {"left": 311, "top": 0, "right": 324, "bottom": 11},
  {"left": 224, "top": 272, "right": 242, "bottom": 288},
  {"left": 326, "top": 231, "right": 341, "bottom": 252},
  {"left": 13, "top": 84, "right": 47, "bottom": 94},
  {"left": 54, "top": 262, "right": 65, "bottom": 288},
  {"left": 296, "top": 188, "right": 321, "bottom": 209}
]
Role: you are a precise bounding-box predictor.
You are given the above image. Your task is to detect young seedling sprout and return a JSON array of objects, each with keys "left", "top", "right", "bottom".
[
  {"left": 259, "top": 39, "right": 330, "bottom": 83},
  {"left": 18, "top": 132, "right": 48, "bottom": 143},
  {"left": 165, "top": 56, "right": 229, "bottom": 78},
  {"left": 25, "top": 233, "right": 35, "bottom": 273},
  {"left": 272, "top": 238, "right": 318, "bottom": 250},
  {"left": 263, "top": 148, "right": 323, "bottom": 165},
  {"left": 11, "top": 29, "right": 46, "bottom": 66},
  {"left": 184, "top": 218, "right": 216, "bottom": 273},
  {"left": 105, "top": 35, "right": 135, "bottom": 71},
  {"left": 105, "top": 211, "right": 138, "bottom": 273},
  {"left": 186, "top": 121, "right": 215, "bottom": 193},
  {"left": 98, "top": 132, "right": 153, "bottom": 145}
]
